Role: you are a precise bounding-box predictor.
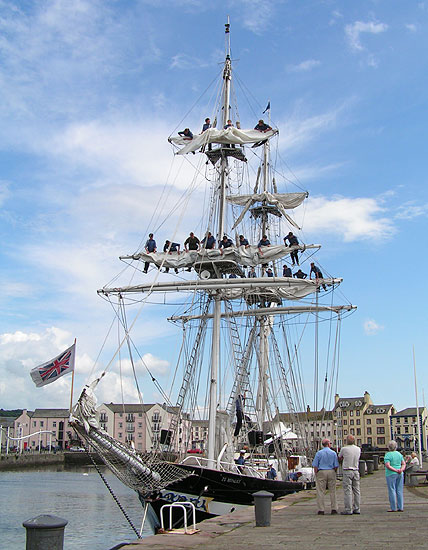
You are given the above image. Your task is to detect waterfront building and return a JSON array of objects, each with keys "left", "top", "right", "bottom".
[
  {"left": 0, "top": 415, "right": 17, "bottom": 452},
  {"left": 14, "top": 409, "right": 73, "bottom": 450},
  {"left": 190, "top": 419, "right": 209, "bottom": 451},
  {"left": 333, "top": 392, "right": 395, "bottom": 449},
  {"left": 390, "top": 407, "right": 428, "bottom": 452},
  {"left": 96, "top": 402, "right": 191, "bottom": 453}
]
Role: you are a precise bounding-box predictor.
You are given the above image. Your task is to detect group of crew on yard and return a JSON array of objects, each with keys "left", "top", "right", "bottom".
[
  {"left": 177, "top": 117, "right": 272, "bottom": 151},
  {"left": 143, "top": 232, "right": 327, "bottom": 288}
]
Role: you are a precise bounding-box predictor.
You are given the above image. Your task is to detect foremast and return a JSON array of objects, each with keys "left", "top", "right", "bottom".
[{"left": 208, "top": 18, "right": 232, "bottom": 467}]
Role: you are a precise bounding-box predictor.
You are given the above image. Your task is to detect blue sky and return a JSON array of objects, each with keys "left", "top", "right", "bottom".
[{"left": 0, "top": 0, "right": 427, "bottom": 414}]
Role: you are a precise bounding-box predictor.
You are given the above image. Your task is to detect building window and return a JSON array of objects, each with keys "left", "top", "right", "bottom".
[
  {"left": 119, "top": 422, "right": 122, "bottom": 428},
  {"left": 33, "top": 421, "right": 36, "bottom": 427},
  {"left": 344, "top": 430, "right": 348, "bottom": 435},
  {"left": 357, "top": 439, "right": 362, "bottom": 445},
  {"left": 356, "top": 419, "right": 360, "bottom": 425},
  {"left": 404, "top": 417, "right": 408, "bottom": 423},
  {"left": 350, "top": 419, "right": 354, "bottom": 425},
  {"left": 377, "top": 437, "right": 385, "bottom": 445},
  {"left": 405, "top": 426, "right": 409, "bottom": 433},
  {"left": 343, "top": 420, "right": 347, "bottom": 425},
  {"left": 138, "top": 433, "right": 142, "bottom": 438},
  {"left": 397, "top": 427, "right": 401, "bottom": 434},
  {"left": 357, "top": 428, "right": 361, "bottom": 435},
  {"left": 367, "top": 437, "right": 372, "bottom": 444},
  {"left": 119, "top": 413, "right": 123, "bottom": 418},
  {"left": 377, "top": 427, "right": 385, "bottom": 434},
  {"left": 138, "top": 423, "right": 142, "bottom": 428},
  {"left": 367, "top": 427, "right": 372, "bottom": 435},
  {"left": 350, "top": 429, "right": 355, "bottom": 435},
  {"left": 376, "top": 418, "right": 384, "bottom": 424},
  {"left": 40, "top": 421, "right": 44, "bottom": 427},
  {"left": 356, "top": 410, "right": 360, "bottom": 416},
  {"left": 350, "top": 411, "right": 353, "bottom": 417},
  {"left": 367, "top": 419, "right": 371, "bottom": 425},
  {"left": 53, "top": 422, "right": 57, "bottom": 427},
  {"left": 396, "top": 417, "right": 400, "bottom": 423},
  {"left": 139, "top": 413, "right": 142, "bottom": 417}
]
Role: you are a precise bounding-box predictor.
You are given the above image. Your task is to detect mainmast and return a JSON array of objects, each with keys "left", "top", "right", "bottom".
[{"left": 207, "top": 18, "right": 232, "bottom": 467}]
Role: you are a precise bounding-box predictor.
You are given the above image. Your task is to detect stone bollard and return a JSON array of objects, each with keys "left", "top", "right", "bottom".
[
  {"left": 253, "top": 490, "right": 274, "bottom": 527},
  {"left": 372, "top": 454, "right": 379, "bottom": 470},
  {"left": 23, "top": 514, "right": 68, "bottom": 550},
  {"left": 366, "top": 459, "right": 374, "bottom": 474},
  {"left": 359, "top": 460, "right": 366, "bottom": 477}
]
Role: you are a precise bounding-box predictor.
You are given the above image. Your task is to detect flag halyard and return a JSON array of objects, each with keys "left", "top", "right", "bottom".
[{"left": 30, "top": 343, "right": 76, "bottom": 388}]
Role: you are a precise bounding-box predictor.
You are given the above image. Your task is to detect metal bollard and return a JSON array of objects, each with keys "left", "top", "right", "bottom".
[
  {"left": 253, "top": 490, "right": 274, "bottom": 527},
  {"left": 359, "top": 460, "right": 366, "bottom": 477},
  {"left": 366, "top": 459, "right": 374, "bottom": 474},
  {"left": 372, "top": 454, "right": 379, "bottom": 470},
  {"left": 23, "top": 514, "right": 68, "bottom": 550}
]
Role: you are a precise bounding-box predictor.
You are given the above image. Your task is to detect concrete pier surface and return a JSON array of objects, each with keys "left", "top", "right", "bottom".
[{"left": 124, "top": 468, "right": 428, "bottom": 550}]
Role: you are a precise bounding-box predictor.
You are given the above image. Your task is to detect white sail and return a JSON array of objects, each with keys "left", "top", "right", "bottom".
[
  {"left": 122, "top": 243, "right": 320, "bottom": 270},
  {"left": 227, "top": 191, "right": 308, "bottom": 230},
  {"left": 169, "top": 127, "right": 278, "bottom": 155}
]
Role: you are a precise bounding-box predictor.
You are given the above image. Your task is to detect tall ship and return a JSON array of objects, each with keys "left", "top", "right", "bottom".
[{"left": 72, "top": 20, "right": 356, "bottom": 532}]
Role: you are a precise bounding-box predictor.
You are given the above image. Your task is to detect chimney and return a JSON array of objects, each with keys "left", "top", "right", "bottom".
[{"left": 334, "top": 394, "right": 340, "bottom": 404}]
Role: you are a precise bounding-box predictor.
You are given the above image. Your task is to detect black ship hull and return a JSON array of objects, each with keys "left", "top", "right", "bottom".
[{"left": 142, "top": 463, "right": 303, "bottom": 530}]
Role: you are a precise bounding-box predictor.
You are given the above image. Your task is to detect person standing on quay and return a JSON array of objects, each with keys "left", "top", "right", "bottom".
[
  {"left": 384, "top": 440, "right": 406, "bottom": 512},
  {"left": 312, "top": 438, "right": 339, "bottom": 515},
  {"left": 339, "top": 435, "right": 361, "bottom": 515}
]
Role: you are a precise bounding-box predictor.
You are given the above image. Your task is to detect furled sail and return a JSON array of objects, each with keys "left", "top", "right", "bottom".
[
  {"left": 227, "top": 191, "right": 308, "bottom": 230},
  {"left": 169, "top": 127, "right": 278, "bottom": 155},
  {"left": 122, "top": 243, "right": 320, "bottom": 270}
]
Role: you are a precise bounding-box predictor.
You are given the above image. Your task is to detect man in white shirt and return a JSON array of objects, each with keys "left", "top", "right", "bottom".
[{"left": 338, "top": 435, "right": 361, "bottom": 515}]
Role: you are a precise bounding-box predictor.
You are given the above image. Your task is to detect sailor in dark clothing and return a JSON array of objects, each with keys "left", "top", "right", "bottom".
[
  {"left": 219, "top": 235, "right": 234, "bottom": 250},
  {"left": 184, "top": 232, "right": 200, "bottom": 251},
  {"left": 239, "top": 235, "right": 250, "bottom": 248},
  {"left": 201, "top": 118, "right": 212, "bottom": 151},
  {"left": 283, "top": 265, "right": 292, "bottom": 277},
  {"left": 310, "top": 262, "right": 326, "bottom": 290},
  {"left": 163, "top": 240, "right": 180, "bottom": 273},
  {"left": 266, "top": 268, "right": 274, "bottom": 277},
  {"left": 257, "top": 235, "right": 271, "bottom": 256},
  {"left": 184, "top": 232, "right": 200, "bottom": 271},
  {"left": 178, "top": 128, "right": 193, "bottom": 140},
  {"left": 254, "top": 119, "right": 272, "bottom": 132},
  {"left": 284, "top": 231, "right": 300, "bottom": 266},
  {"left": 143, "top": 233, "right": 156, "bottom": 274},
  {"left": 248, "top": 267, "right": 257, "bottom": 278},
  {"left": 201, "top": 232, "right": 216, "bottom": 249},
  {"left": 294, "top": 269, "right": 307, "bottom": 279}
]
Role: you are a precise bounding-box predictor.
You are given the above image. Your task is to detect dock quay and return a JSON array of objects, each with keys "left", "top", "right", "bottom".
[{"left": 124, "top": 467, "right": 428, "bottom": 550}]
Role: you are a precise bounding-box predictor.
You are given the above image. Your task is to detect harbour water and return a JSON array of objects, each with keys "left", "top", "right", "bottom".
[{"left": 0, "top": 464, "right": 153, "bottom": 549}]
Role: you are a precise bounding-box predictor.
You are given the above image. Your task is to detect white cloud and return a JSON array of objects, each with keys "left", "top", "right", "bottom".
[
  {"left": 239, "top": 0, "right": 276, "bottom": 34},
  {"left": 395, "top": 202, "right": 428, "bottom": 220},
  {"left": 345, "top": 21, "right": 388, "bottom": 52},
  {"left": 405, "top": 24, "right": 417, "bottom": 32},
  {"left": 364, "top": 319, "right": 384, "bottom": 335},
  {"left": 287, "top": 59, "right": 321, "bottom": 73},
  {"left": 302, "top": 195, "right": 395, "bottom": 242}
]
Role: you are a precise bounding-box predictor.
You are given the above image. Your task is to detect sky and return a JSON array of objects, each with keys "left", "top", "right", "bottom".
[{"left": 0, "top": 0, "right": 427, "bottom": 415}]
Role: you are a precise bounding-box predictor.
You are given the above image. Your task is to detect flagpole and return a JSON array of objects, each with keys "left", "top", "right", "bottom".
[
  {"left": 413, "top": 345, "right": 423, "bottom": 468},
  {"left": 69, "top": 338, "right": 76, "bottom": 414}
]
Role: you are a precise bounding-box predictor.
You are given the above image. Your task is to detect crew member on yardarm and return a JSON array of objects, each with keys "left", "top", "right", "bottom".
[
  {"left": 284, "top": 231, "right": 300, "bottom": 266},
  {"left": 310, "top": 262, "right": 327, "bottom": 290},
  {"left": 163, "top": 240, "right": 180, "bottom": 273},
  {"left": 143, "top": 233, "right": 156, "bottom": 274}
]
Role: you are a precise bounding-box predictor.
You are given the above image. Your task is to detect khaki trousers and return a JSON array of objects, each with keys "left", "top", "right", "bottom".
[{"left": 316, "top": 469, "right": 337, "bottom": 512}]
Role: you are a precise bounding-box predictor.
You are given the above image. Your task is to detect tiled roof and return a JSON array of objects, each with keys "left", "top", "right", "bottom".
[
  {"left": 364, "top": 404, "right": 394, "bottom": 414},
  {"left": 333, "top": 397, "right": 366, "bottom": 410},
  {"left": 393, "top": 407, "right": 427, "bottom": 417},
  {"left": 31, "top": 408, "right": 70, "bottom": 418},
  {"left": 101, "top": 403, "right": 179, "bottom": 414}
]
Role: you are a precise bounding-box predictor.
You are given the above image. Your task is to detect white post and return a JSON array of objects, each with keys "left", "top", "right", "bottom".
[
  {"left": 6, "top": 426, "right": 10, "bottom": 455},
  {"left": 413, "top": 346, "right": 423, "bottom": 467},
  {"left": 0, "top": 425, "right": 2, "bottom": 453},
  {"left": 38, "top": 430, "right": 42, "bottom": 453}
]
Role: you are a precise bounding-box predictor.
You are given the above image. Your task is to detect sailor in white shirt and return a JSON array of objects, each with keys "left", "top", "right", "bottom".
[{"left": 338, "top": 434, "right": 361, "bottom": 515}]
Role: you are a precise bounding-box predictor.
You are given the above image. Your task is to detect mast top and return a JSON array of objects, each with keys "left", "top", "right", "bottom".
[{"left": 225, "top": 17, "right": 231, "bottom": 59}]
